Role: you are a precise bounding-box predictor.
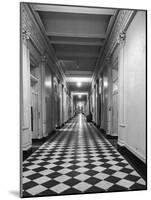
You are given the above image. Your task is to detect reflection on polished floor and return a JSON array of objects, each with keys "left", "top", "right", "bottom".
[{"left": 22, "top": 114, "right": 146, "bottom": 197}]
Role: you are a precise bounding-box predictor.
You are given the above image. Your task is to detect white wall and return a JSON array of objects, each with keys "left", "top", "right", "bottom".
[
  {"left": 45, "top": 65, "right": 53, "bottom": 134},
  {"left": 118, "top": 11, "right": 146, "bottom": 162},
  {"left": 101, "top": 67, "right": 109, "bottom": 130},
  {"left": 21, "top": 38, "right": 32, "bottom": 151}
]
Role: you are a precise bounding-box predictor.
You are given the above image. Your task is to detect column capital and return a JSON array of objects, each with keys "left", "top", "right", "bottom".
[
  {"left": 41, "top": 55, "right": 47, "bottom": 63},
  {"left": 22, "top": 29, "right": 31, "bottom": 40},
  {"left": 117, "top": 30, "right": 126, "bottom": 45}
]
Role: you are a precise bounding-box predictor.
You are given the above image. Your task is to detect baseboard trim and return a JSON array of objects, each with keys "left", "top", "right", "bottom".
[
  {"left": 94, "top": 122, "right": 96, "bottom": 126},
  {"left": 23, "top": 148, "right": 32, "bottom": 161},
  {"left": 106, "top": 135, "right": 118, "bottom": 139},
  {"left": 125, "top": 143, "right": 145, "bottom": 163},
  {"left": 89, "top": 124, "right": 147, "bottom": 180},
  {"left": 32, "top": 137, "right": 46, "bottom": 143},
  {"left": 117, "top": 144, "right": 147, "bottom": 180},
  {"left": 100, "top": 128, "right": 106, "bottom": 134},
  {"left": 96, "top": 126, "right": 118, "bottom": 139}
]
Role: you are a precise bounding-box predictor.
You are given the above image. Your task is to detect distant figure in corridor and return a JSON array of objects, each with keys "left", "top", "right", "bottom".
[{"left": 87, "top": 111, "right": 92, "bottom": 122}]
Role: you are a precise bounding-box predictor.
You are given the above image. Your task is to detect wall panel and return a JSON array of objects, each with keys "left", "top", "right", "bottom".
[
  {"left": 124, "top": 11, "right": 146, "bottom": 162},
  {"left": 117, "top": 11, "right": 146, "bottom": 162}
]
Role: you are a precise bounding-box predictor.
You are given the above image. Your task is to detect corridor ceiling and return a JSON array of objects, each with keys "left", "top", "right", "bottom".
[{"left": 31, "top": 4, "right": 117, "bottom": 93}]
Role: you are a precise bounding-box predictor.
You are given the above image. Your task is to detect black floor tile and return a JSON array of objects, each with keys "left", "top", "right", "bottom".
[{"left": 22, "top": 114, "right": 146, "bottom": 197}]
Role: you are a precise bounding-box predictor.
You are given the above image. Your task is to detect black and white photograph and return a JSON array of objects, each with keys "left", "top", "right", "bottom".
[{"left": 20, "top": 1, "right": 147, "bottom": 198}]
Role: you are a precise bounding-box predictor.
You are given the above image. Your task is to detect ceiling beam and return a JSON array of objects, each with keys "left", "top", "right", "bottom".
[
  {"left": 46, "top": 32, "right": 106, "bottom": 39},
  {"left": 65, "top": 71, "right": 93, "bottom": 76},
  {"left": 29, "top": 6, "right": 67, "bottom": 83},
  {"left": 64, "top": 68, "right": 94, "bottom": 72},
  {"left": 49, "top": 40, "right": 104, "bottom": 46},
  {"left": 56, "top": 52, "right": 98, "bottom": 58},
  {"left": 92, "top": 10, "right": 118, "bottom": 80},
  {"left": 58, "top": 56, "right": 97, "bottom": 61},
  {"left": 69, "top": 83, "right": 91, "bottom": 86},
  {"left": 32, "top": 4, "right": 115, "bottom": 16}
]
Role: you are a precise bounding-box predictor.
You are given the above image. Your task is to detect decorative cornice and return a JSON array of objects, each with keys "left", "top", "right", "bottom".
[
  {"left": 22, "top": 4, "right": 44, "bottom": 54},
  {"left": 21, "top": 3, "right": 65, "bottom": 84},
  {"left": 29, "top": 4, "right": 66, "bottom": 84},
  {"left": 94, "top": 10, "right": 136, "bottom": 81},
  {"left": 105, "top": 10, "right": 132, "bottom": 57}
]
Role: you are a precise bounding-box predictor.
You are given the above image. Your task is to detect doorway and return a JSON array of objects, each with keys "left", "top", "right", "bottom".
[
  {"left": 30, "top": 71, "right": 39, "bottom": 139},
  {"left": 98, "top": 77, "right": 103, "bottom": 128},
  {"left": 112, "top": 67, "right": 118, "bottom": 137}
]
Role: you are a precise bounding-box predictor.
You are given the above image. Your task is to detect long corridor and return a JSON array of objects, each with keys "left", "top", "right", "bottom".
[{"left": 22, "top": 114, "right": 146, "bottom": 197}]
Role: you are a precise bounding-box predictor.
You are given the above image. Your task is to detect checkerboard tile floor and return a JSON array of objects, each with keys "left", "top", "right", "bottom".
[{"left": 22, "top": 114, "right": 146, "bottom": 197}]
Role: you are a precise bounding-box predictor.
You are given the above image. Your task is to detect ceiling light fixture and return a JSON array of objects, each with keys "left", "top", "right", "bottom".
[
  {"left": 77, "top": 82, "right": 82, "bottom": 87},
  {"left": 72, "top": 92, "right": 88, "bottom": 96},
  {"left": 78, "top": 94, "right": 82, "bottom": 98},
  {"left": 66, "top": 77, "right": 92, "bottom": 83}
]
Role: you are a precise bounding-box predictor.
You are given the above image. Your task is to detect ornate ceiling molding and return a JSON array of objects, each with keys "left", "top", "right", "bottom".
[
  {"left": 94, "top": 10, "right": 136, "bottom": 82},
  {"left": 21, "top": 5, "right": 44, "bottom": 55},
  {"left": 21, "top": 3, "right": 66, "bottom": 85}
]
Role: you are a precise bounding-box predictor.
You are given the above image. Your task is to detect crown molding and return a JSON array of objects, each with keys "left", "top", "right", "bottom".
[
  {"left": 93, "top": 10, "right": 136, "bottom": 82},
  {"left": 21, "top": 3, "right": 66, "bottom": 85}
]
